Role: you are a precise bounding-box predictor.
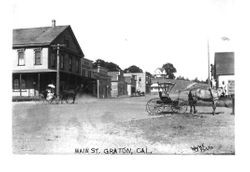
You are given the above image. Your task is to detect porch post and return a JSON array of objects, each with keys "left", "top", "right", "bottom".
[
  {"left": 97, "top": 79, "right": 100, "bottom": 98},
  {"left": 75, "top": 75, "right": 77, "bottom": 87},
  {"left": 38, "top": 73, "right": 40, "bottom": 93},
  {"left": 56, "top": 45, "right": 60, "bottom": 96},
  {"left": 231, "top": 94, "right": 235, "bottom": 115},
  {"left": 67, "top": 73, "right": 69, "bottom": 89},
  {"left": 19, "top": 73, "right": 22, "bottom": 97}
]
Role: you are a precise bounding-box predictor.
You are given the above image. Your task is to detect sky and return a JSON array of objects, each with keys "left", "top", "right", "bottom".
[{"left": 12, "top": 0, "right": 235, "bottom": 80}]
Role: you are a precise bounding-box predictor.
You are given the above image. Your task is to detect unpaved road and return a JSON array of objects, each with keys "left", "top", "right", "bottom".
[{"left": 12, "top": 95, "right": 234, "bottom": 154}]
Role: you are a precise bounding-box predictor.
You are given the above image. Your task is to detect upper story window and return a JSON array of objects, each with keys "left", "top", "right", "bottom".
[
  {"left": 17, "top": 49, "right": 25, "bottom": 66},
  {"left": 60, "top": 54, "right": 64, "bottom": 69},
  {"left": 88, "top": 71, "right": 91, "bottom": 78},
  {"left": 76, "top": 59, "right": 79, "bottom": 73},
  {"left": 82, "top": 69, "right": 86, "bottom": 77},
  {"left": 34, "top": 48, "right": 42, "bottom": 65},
  {"left": 69, "top": 56, "right": 72, "bottom": 71},
  {"left": 51, "top": 53, "right": 56, "bottom": 68},
  {"left": 64, "top": 39, "right": 69, "bottom": 48}
]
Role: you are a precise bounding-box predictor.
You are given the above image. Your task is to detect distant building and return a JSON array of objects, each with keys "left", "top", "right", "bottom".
[
  {"left": 124, "top": 75, "right": 136, "bottom": 96},
  {"left": 150, "top": 77, "right": 173, "bottom": 94},
  {"left": 108, "top": 71, "right": 127, "bottom": 97},
  {"left": 92, "top": 66, "right": 111, "bottom": 98},
  {"left": 150, "top": 82, "right": 159, "bottom": 94},
  {"left": 124, "top": 72, "right": 151, "bottom": 94},
  {"left": 80, "top": 58, "right": 96, "bottom": 95},
  {"left": 153, "top": 68, "right": 166, "bottom": 78},
  {"left": 12, "top": 20, "right": 84, "bottom": 99},
  {"left": 214, "top": 52, "right": 235, "bottom": 95}
]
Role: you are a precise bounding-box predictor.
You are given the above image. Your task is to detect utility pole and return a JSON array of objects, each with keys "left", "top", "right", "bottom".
[
  {"left": 97, "top": 63, "right": 101, "bottom": 99},
  {"left": 51, "top": 44, "right": 65, "bottom": 97},
  {"left": 207, "top": 40, "right": 211, "bottom": 87}
]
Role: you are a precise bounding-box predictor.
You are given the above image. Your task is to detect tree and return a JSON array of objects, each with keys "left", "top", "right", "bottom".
[
  {"left": 192, "top": 77, "right": 200, "bottom": 83},
  {"left": 93, "top": 59, "right": 121, "bottom": 71},
  {"left": 145, "top": 71, "right": 153, "bottom": 77},
  {"left": 124, "top": 65, "right": 143, "bottom": 73},
  {"left": 192, "top": 77, "right": 207, "bottom": 83},
  {"left": 162, "top": 63, "right": 177, "bottom": 79},
  {"left": 176, "top": 76, "right": 185, "bottom": 80},
  {"left": 93, "top": 59, "right": 106, "bottom": 68}
]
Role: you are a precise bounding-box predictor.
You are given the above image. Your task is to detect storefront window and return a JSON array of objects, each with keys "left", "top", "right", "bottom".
[{"left": 13, "top": 79, "right": 19, "bottom": 89}]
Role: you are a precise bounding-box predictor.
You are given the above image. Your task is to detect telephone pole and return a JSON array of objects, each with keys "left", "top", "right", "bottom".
[
  {"left": 51, "top": 44, "right": 65, "bottom": 97},
  {"left": 207, "top": 40, "right": 211, "bottom": 87}
]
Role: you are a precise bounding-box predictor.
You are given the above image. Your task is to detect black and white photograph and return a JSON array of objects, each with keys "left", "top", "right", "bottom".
[
  {"left": 10, "top": 0, "right": 238, "bottom": 156},
  {"left": 5, "top": 0, "right": 250, "bottom": 170}
]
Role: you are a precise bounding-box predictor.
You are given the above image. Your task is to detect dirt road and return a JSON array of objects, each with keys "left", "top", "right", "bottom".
[{"left": 12, "top": 95, "right": 234, "bottom": 154}]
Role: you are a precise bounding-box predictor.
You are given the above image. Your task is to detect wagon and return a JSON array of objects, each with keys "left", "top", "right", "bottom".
[{"left": 146, "top": 81, "right": 188, "bottom": 115}]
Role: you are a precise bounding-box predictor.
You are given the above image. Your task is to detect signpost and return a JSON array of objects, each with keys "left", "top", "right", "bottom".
[
  {"left": 207, "top": 40, "right": 211, "bottom": 87},
  {"left": 228, "top": 80, "right": 235, "bottom": 95},
  {"left": 228, "top": 80, "right": 235, "bottom": 115}
]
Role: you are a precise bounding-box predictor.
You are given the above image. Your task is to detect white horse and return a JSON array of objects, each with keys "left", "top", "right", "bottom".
[{"left": 186, "top": 83, "right": 223, "bottom": 115}]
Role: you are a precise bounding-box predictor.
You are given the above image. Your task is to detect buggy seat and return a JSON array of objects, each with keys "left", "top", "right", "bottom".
[{"left": 159, "top": 91, "right": 172, "bottom": 103}]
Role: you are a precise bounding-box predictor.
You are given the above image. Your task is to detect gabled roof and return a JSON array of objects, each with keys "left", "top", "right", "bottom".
[
  {"left": 13, "top": 25, "right": 69, "bottom": 47},
  {"left": 13, "top": 25, "right": 84, "bottom": 57}
]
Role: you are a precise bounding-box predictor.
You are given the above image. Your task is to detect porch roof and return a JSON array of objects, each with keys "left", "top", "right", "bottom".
[{"left": 12, "top": 69, "right": 57, "bottom": 73}]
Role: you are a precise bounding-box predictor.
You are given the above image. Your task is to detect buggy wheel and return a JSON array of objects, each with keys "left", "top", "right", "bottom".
[
  {"left": 50, "top": 96, "right": 60, "bottom": 104},
  {"left": 171, "top": 99, "right": 188, "bottom": 113},
  {"left": 66, "top": 95, "right": 75, "bottom": 104},
  {"left": 146, "top": 98, "right": 163, "bottom": 115},
  {"left": 39, "top": 94, "right": 46, "bottom": 103}
]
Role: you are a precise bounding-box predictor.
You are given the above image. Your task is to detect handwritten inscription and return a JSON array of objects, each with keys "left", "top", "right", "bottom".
[
  {"left": 191, "top": 143, "right": 214, "bottom": 152},
  {"left": 75, "top": 147, "right": 152, "bottom": 155}
]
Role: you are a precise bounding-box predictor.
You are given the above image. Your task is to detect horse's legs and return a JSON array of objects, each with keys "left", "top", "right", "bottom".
[
  {"left": 189, "top": 105, "right": 193, "bottom": 113},
  {"left": 193, "top": 105, "right": 197, "bottom": 114},
  {"left": 72, "top": 95, "right": 76, "bottom": 104},
  {"left": 212, "top": 101, "right": 216, "bottom": 115}
]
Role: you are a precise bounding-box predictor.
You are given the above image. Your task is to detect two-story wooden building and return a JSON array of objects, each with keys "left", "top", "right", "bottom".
[
  {"left": 124, "top": 75, "right": 136, "bottom": 96},
  {"left": 81, "top": 58, "right": 95, "bottom": 95},
  {"left": 12, "top": 20, "right": 84, "bottom": 100},
  {"left": 214, "top": 52, "right": 235, "bottom": 95}
]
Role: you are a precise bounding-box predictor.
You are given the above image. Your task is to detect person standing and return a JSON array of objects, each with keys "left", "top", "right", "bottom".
[
  {"left": 211, "top": 78, "right": 216, "bottom": 89},
  {"left": 221, "top": 81, "right": 227, "bottom": 97},
  {"left": 46, "top": 83, "right": 55, "bottom": 101}
]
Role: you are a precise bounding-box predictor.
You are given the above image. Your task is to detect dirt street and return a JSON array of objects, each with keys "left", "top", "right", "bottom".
[{"left": 12, "top": 95, "right": 234, "bottom": 154}]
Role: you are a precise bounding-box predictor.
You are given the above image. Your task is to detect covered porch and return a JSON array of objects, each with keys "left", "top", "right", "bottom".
[{"left": 12, "top": 70, "right": 82, "bottom": 101}]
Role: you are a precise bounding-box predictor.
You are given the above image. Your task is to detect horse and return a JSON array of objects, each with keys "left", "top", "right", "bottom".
[
  {"left": 188, "top": 87, "right": 223, "bottom": 115},
  {"left": 60, "top": 86, "right": 81, "bottom": 104}
]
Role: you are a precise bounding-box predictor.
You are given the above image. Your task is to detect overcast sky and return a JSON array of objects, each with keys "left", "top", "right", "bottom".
[{"left": 12, "top": 0, "right": 235, "bottom": 80}]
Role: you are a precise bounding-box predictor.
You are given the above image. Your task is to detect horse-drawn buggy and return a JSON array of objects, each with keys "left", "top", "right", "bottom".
[
  {"left": 39, "top": 84, "right": 80, "bottom": 104},
  {"left": 146, "top": 80, "right": 226, "bottom": 116},
  {"left": 146, "top": 81, "right": 188, "bottom": 115}
]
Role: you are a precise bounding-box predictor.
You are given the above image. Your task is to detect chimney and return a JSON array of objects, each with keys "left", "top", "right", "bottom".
[{"left": 52, "top": 19, "right": 56, "bottom": 27}]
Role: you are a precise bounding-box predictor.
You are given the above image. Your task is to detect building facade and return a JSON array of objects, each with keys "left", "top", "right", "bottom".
[
  {"left": 80, "top": 58, "right": 96, "bottom": 95},
  {"left": 214, "top": 52, "right": 235, "bottom": 96},
  {"left": 92, "top": 66, "right": 111, "bottom": 98},
  {"left": 153, "top": 68, "right": 166, "bottom": 78},
  {"left": 124, "top": 75, "right": 136, "bottom": 96},
  {"left": 124, "top": 72, "right": 151, "bottom": 94},
  {"left": 12, "top": 20, "right": 84, "bottom": 99},
  {"left": 108, "top": 71, "right": 127, "bottom": 97}
]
